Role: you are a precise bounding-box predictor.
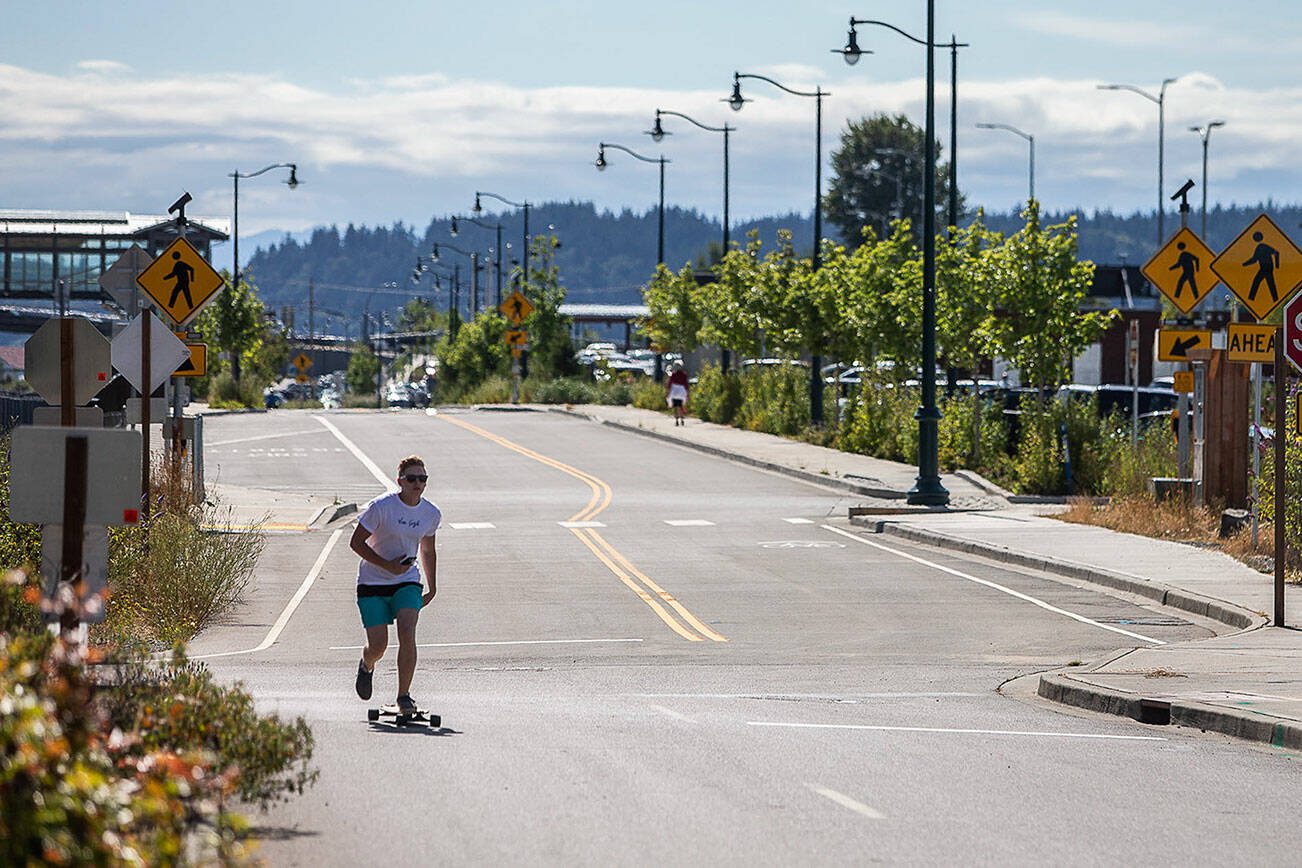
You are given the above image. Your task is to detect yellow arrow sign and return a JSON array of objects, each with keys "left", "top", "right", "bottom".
[
  {"left": 504, "top": 329, "right": 528, "bottom": 348},
  {"left": 1226, "top": 323, "right": 1276, "bottom": 363},
  {"left": 1156, "top": 328, "right": 1211, "bottom": 362},
  {"left": 1211, "top": 214, "right": 1302, "bottom": 321},
  {"left": 499, "top": 290, "right": 534, "bottom": 325},
  {"left": 173, "top": 342, "right": 208, "bottom": 377},
  {"left": 1141, "top": 228, "right": 1217, "bottom": 315},
  {"left": 293, "top": 352, "right": 313, "bottom": 371},
  {"left": 135, "top": 237, "right": 225, "bottom": 326}
]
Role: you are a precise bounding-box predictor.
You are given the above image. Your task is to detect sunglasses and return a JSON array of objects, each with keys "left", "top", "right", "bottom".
[{"left": 402, "top": 474, "right": 428, "bottom": 483}]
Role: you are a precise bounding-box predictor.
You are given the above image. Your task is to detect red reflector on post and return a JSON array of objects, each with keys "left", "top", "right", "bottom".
[
  {"left": 123, "top": 509, "right": 139, "bottom": 524},
  {"left": 98, "top": 372, "right": 107, "bottom": 381}
]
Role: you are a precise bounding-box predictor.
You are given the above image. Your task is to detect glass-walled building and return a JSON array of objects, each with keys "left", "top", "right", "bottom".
[{"left": 0, "top": 210, "right": 229, "bottom": 302}]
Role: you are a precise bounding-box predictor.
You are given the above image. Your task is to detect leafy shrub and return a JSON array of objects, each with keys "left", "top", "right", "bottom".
[
  {"left": 631, "top": 377, "right": 667, "bottom": 411},
  {"left": 205, "top": 371, "right": 263, "bottom": 409},
  {"left": 736, "top": 364, "right": 809, "bottom": 435},
  {"left": 461, "top": 375, "right": 512, "bottom": 404},
  {"left": 691, "top": 364, "right": 742, "bottom": 425},
  {"left": 527, "top": 377, "right": 598, "bottom": 405},
  {"left": 837, "top": 380, "right": 919, "bottom": 463},
  {"left": 937, "top": 393, "right": 1009, "bottom": 471}
]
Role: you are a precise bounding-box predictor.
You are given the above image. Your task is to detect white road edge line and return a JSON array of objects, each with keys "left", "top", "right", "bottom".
[
  {"left": 807, "top": 784, "right": 885, "bottom": 820},
  {"left": 649, "top": 704, "right": 696, "bottom": 723},
  {"left": 192, "top": 528, "right": 345, "bottom": 660},
  {"left": 820, "top": 524, "right": 1165, "bottom": 646},
  {"left": 207, "top": 429, "right": 325, "bottom": 447},
  {"left": 751, "top": 721, "right": 1166, "bottom": 741},
  {"left": 327, "top": 638, "right": 646, "bottom": 650},
  {"left": 313, "top": 415, "right": 397, "bottom": 492}
]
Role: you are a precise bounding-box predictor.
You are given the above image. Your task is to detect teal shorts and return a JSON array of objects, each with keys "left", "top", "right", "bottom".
[{"left": 357, "top": 583, "right": 424, "bottom": 628}]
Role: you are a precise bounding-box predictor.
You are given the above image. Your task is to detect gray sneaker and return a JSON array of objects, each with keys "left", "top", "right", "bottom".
[
  {"left": 396, "top": 693, "right": 417, "bottom": 714},
  {"left": 355, "top": 659, "right": 373, "bottom": 700}
]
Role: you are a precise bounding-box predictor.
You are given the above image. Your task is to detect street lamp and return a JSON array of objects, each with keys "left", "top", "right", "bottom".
[
  {"left": 867, "top": 159, "right": 905, "bottom": 238},
  {"left": 1189, "top": 120, "right": 1226, "bottom": 239},
  {"left": 229, "top": 162, "right": 297, "bottom": 381},
  {"left": 647, "top": 109, "right": 735, "bottom": 252},
  {"left": 1097, "top": 78, "right": 1178, "bottom": 245},
  {"left": 726, "top": 70, "right": 830, "bottom": 424},
  {"left": 595, "top": 143, "right": 669, "bottom": 266},
  {"left": 432, "top": 241, "right": 486, "bottom": 316},
  {"left": 835, "top": 5, "right": 949, "bottom": 505},
  {"left": 452, "top": 215, "right": 508, "bottom": 307},
  {"left": 975, "top": 122, "right": 1035, "bottom": 202},
  {"left": 836, "top": 18, "right": 968, "bottom": 230},
  {"left": 474, "top": 192, "right": 530, "bottom": 291}
]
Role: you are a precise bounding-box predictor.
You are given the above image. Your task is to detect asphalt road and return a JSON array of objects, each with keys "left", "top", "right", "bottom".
[{"left": 190, "top": 408, "right": 1300, "bottom": 865}]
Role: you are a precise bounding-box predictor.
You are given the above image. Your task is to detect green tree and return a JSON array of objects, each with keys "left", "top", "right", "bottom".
[
  {"left": 698, "top": 231, "right": 767, "bottom": 359},
  {"left": 346, "top": 341, "right": 380, "bottom": 394},
  {"left": 195, "top": 271, "right": 267, "bottom": 384},
  {"left": 642, "top": 262, "right": 704, "bottom": 355},
  {"left": 986, "top": 201, "right": 1114, "bottom": 389},
  {"left": 521, "top": 234, "right": 577, "bottom": 379},
  {"left": 823, "top": 113, "right": 960, "bottom": 248},
  {"left": 435, "top": 313, "right": 509, "bottom": 398}
]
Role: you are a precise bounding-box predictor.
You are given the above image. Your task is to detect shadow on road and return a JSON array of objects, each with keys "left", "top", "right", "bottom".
[{"left": 365, "top": 723, "right": 462, "bottom": 737}]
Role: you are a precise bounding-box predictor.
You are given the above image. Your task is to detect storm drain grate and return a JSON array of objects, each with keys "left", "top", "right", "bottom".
[{"left": 1094, "top": 615, "right": 1191, "bottom": 627}]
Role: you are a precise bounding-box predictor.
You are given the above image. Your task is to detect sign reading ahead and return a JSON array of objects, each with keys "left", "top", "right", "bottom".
[
  {"left": 1142, "top": 227, "right": 1218, "bottom": 315},
  {"left": 499, "top": 290, "right": 534, "bottom": 325},
  {"left": 1156, "top": 328, "right": 1211, "bottom": 362},
  {"left": 1211, "top": 214, "right": 1302, "bottom": 321},
  {"left": 1226, "top": 323, "right": 1276, "bottom": 363},
  {"left": 135, "top": 237, "right": 225, "bottom": 326},
  {"left": 1173, "top": 370, "right": 1194, "bottom": 393}
]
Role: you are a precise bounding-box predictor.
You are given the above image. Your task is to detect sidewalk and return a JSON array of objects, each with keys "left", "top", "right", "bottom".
[{"left": 560, "top": 404, "right": 1302, "bottom": 750}]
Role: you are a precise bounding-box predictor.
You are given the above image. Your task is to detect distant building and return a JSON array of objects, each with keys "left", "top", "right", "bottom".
[
  {"left": 0, "top": 345, "right": 22, "bottom": 380},
  {"left": 0, "top": 209, "right": 229, "bottom": 303}
]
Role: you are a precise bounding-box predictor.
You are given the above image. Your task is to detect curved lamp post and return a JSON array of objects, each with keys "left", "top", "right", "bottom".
[
  {"left": 836, "top": 18, "right": 967, "bottom": 231},
  {"left": 726, "top": 71, "right": 830, "bottom": 424},
  {"left": 975, "top": 122, "right": 1035, "bottom": 203},
  {"left": 1097, "top": 78, "right": 1178, "bottom": 245},
  {"left": 229, "top": 162, "right": 297, "bottom": 381},
  {"left": 452, "top": 215, "right": 508, "bottom": 307},
  {"left": 595, "top": 143, "right": 669, "bottom": 266},
  {"left": 474, "top": 192, "right": 530, "bottom": 290},
  {"left": 835, "top": 5, "right": 950, "bottom": 505},
  {"left": 432, "top": 241, "right": 487, "bottom": 316},
  {"left": 647, "top": 109, "right": 734, "bottom": 252},
  {"left": 1189, "top": 120, "right": 1225, "bottom": 239}
]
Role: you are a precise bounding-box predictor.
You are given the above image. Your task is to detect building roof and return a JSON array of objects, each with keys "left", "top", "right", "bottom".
[
  {"left": 0, "top": 209, "right": 229, "bottom": 240},
  {"left": 0, "top": 346, "right": 24, "bottom": 371}
]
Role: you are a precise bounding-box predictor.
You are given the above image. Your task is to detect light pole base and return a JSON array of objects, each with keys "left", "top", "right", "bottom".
[{"left": 906, "top": 477, "right": 950, "bottom": 506}]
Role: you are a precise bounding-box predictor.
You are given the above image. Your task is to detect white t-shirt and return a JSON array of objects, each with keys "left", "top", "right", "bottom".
[{"left": 355, "top": 492, "right": 442, "bottom": 587}]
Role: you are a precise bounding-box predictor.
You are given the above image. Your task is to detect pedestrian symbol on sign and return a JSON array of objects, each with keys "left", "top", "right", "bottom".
[
  {"left": 1244, "top": 232, "right": 1280, "bottom": 303},
  {"left": 1170, "top": 242, "right": 1201, "bottom": 300},
  {"left": 165, "top": 251, "right": 195, "bottom": 308}
]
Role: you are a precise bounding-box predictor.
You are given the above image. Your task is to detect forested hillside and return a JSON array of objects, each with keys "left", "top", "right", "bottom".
[{"left": 244, "top": 199, "right": 1302, "bottom": 333}]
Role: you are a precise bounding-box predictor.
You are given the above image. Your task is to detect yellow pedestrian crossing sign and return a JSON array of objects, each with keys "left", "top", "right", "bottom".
[
  {"left": 1141, "top": 227, "right": 1217, "bottom": 315},
  {"left": 1211, "top": 214, "right": 1302, "bottom": 321},
  {"left": 500, "top": 290, "right": 534, "bottom": 325},
  {"left": 135, "top": 237, "right": 225, "bottom": 326},
  {"left": 293, "top": 352, "right": 313, "bottom": 371}
]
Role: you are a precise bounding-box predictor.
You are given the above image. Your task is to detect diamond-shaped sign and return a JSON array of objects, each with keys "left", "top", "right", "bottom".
[
  {"left": 110, "top": 311, "right": 192, "bottom": 394},
  {"left": 500, "top": 290, "right": 534, "bottom": 325},
  {"left": 135, "top": 237, "right": 225, "bottom": 326},
  {"left": 293, "top": 352, "right": 313, "bottom": 371},
  {"left": 24, "top": 317, "right": 112, "bottom": 406},
  {"left": 1211, "top": 214, "right": 1302, "bottom": 321},
  {"left": 98, "top": 244, "right": 153, "bottom": 314},
  {"left": 1141, "top": 227, "right": 1217, "bottom": 315}
]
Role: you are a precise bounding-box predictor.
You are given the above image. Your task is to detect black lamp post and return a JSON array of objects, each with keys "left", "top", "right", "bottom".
[
  {"left": 452, "top": 215, "right": 507, "bottom": 307},
  {"left": 432, "top": 241, "right": 486, "bottom": 315},
  {"left": 229, "top": 162, "right": 297, "bottom": 381},
  {"left": 975, "top": 122, "right": 1035, "bottom": 202},
  {"left": 474, "top": 192, "right": 530, "bottom": 291},
  {"left": 726, "top": 70, "right": 829, "bottom": 424},
  {"left": 837, "top": 5, "right": 950, "bottom": 505},
  {"left": 647, "top": 109, "right": 734, "bottom": 253},
  {"left": 1097, "top": 78, "right": 1178, "bottom": 246},
  {"left": 595, "top": 142, "right": 669, "bottom": 266},
  {"left": 836, "top": 18, "right": 967, "bottom": 231}
]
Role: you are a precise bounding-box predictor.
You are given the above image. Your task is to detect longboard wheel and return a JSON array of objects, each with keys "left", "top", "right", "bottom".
[
  {"left": 367, "top": 709, "right": 379, "bottom": 721},
  {"left": 428, "top": 714, "right": 441, "bottom": 728}
]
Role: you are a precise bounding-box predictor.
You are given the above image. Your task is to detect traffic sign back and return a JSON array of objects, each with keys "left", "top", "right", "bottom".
[
  {"left": 110, "top": 311, "right": 192, "bottom": 394},
  {"left": 1211, "top": 214, "right": 1302, "bottom": 321},
  {"left": 24, "top": 317, "right": 111, "bottom": 406},
  {"left": 98, "top": 244, "right": 152, "bottom": 314},
  {"left": 136, "top": 237, "right": 225, "bottom": 326},
  {"left": 1141, "top": 228, "right": 1217, "bottom": 315}
]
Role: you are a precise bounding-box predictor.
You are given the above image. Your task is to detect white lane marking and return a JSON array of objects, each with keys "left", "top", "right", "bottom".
[
  {"left": 649, "top": 704, "right": 696, "bottom": 723},
  {"left": 314, "top": 415, "right": 396, "bottom": 492},
  {"left": 750, "top": 721, "right": 1166, "bottom": 741},
  {"left": 192, "top": 528, "right": 345, "bottom": 660},
  {"left": 559, "top": 520, "right": 606, "bottom": 528},
  {"left": 807, "top": 784, "right": 885, "bottom": 820},
  {"left": 664, "top": 519, "right": 715, "bottom": 526},
  {"left": 449, "top": 522, "right": 496, "bottom": 530},
  {"left": 784, "top": 518, "right": 816, "bottom": 524},
  {"left": 632, "top": 692, "right": 983, "bottom": 700},
  {"left": 207, "top": 429, "right": 324, "bottom": 447},
  {"left": 328, "top": 637, "right": 645, "bottom": 650},
  {"left": 820, "top": 524, "right": 1165, "bottom": 646}
]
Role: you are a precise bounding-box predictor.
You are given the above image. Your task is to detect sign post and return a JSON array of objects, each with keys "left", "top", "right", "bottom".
[{"left": 1275, "top": 327, "right": 1287, "bottom": 628}]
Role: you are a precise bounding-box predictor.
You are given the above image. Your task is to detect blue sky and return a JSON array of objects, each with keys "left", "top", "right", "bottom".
[{"left": 3, "top": 1, "right": 1300, "bottom": 264}]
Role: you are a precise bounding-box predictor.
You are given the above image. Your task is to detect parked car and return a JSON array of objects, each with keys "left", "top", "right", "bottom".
[
  {"left": 263, "top": 389, "right": 284, "bottom": 409},
  {"left": 1056, "top": 384, "right": 1179, "bottom": 420},
  {"left": 385, "top": 384, "right": 413, "bottom": 408}
]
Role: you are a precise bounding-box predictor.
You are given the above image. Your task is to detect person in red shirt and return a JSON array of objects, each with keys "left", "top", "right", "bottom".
[{"left": 666, "top": 361, "right": 689, "bottom": 426}]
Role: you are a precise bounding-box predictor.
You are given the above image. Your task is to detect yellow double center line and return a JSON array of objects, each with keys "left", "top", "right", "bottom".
[{"left": 438, "top": 415, "right": 726, "bottom": 643}]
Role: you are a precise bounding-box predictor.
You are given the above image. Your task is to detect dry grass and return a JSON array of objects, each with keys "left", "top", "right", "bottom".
[{"left": 1056, "top": 494, "right": 1301, "bottom": 582}]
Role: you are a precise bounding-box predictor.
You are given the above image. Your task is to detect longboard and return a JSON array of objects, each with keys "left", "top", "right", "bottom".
[{"left": 368, "top": 704, "right": 441, "bottom": 728}]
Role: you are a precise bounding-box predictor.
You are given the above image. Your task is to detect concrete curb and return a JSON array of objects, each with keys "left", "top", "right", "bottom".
[
  {"left": 1038, "top": 672, "right": 1302, "bottom": 750},
  {"left": 555, "top": 408, "right": 906, "bottom": 499},
  {"left": 855, "top": 517, "right": 1264, "bottom": 631},
  {"left": 309, "top": 501, "right": 357, "bottom": 528}
]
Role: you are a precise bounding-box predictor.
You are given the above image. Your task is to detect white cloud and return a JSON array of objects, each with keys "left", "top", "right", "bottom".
[{"left": 75, "top": 60, "right": 131, "bottom": 74}]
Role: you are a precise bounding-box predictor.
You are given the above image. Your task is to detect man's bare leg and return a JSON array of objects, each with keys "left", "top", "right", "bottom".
[
  {"left": 362, "top": 624, "right": 388, "bottom": 670},
  {"left": 395, "top": 608, "right": 419, "bottom": 698}
]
